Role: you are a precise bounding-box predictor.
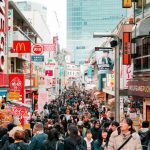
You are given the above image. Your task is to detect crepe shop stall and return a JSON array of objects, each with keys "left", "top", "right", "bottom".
[{"left": 5, "top": 101, "right": 30, "bottom": 128}]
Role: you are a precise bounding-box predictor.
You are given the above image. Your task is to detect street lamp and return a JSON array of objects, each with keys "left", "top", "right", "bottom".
[{"left": 93, "top": 32, "right": 120, "bottom": 122}]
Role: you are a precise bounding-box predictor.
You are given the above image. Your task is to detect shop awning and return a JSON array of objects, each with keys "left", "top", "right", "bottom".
[
  {"left": 108, "top": 98, "right": 115, "bottom": 105},
  {"left": 94, "top": 91, "right": 104, "bottom": 97},
  {"left": 132, "top": 15, "right": 150, "bottom": 41}
]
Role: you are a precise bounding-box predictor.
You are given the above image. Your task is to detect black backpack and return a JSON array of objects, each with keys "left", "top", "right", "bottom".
[{"left": 139, "top": 130, "right": 150, "bottom": 149}]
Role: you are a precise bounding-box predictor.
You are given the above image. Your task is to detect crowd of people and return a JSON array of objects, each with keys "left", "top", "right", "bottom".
[{"left": 0, "top": 88, "right": 150, "bottom": 150}]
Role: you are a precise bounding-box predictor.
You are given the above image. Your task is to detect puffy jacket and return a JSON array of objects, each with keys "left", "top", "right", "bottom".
[{"left": 108, "top": 130, "right": 142, "bottom": 150}]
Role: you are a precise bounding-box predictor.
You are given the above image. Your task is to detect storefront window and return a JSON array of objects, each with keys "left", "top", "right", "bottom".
[
  {"left": 134, "top": 59, "right": 141, "bottom": 70},
  {"left": 134, "top": 37, "right": 150, "bottom": 71},
  {"left": 142, "top": 57, "right": 148, "bottom": 69}
]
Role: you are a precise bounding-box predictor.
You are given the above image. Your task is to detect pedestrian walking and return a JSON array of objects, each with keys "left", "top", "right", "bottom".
[{"left": 108, "top": 117, "right": 142, "bottom": 150}]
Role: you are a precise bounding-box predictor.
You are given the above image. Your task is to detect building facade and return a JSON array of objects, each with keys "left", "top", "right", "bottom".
[
  {"left": 15, "top": 1, "right": 51, "bottom": 43},
  {"left": 67, "top": 0, "right": 127, "bottom": 64}
]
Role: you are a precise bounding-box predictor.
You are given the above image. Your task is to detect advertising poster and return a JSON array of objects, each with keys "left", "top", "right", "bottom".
[
  {"left": 9, "top": 74, "right": 24, "bottom": 103},
  {"left": 95, "top": 47, "right": 114, "bottom": 74}
]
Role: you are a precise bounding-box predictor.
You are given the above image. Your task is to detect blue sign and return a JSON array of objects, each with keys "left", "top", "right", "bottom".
[
  {"left": 88, "top": 65, "right": 92, "bottom": 77},
  {"left": 32, "top": 55, "right": 44, "bottom": 62}
]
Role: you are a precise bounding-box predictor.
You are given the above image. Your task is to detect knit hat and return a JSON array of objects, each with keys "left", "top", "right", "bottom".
[{"left": 7, "top": 123, "right": 16, "bottom": 131}]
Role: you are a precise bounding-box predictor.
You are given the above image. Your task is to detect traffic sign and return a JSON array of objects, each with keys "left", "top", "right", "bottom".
[{"left": 32, "top": 44, "right": 44, "bottom": 55}]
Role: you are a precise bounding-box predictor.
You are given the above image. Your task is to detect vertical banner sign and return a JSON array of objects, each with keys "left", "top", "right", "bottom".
[
  {"left": 8, "top": 9, "right": 13, "bottom": 48},
  {"left": 53, "top": 36, "right": 57, "bottom": 45},
  {"left": 123, "top": 32, "right": 132, "bottom": 65},
  {"left": 0, "top": 0, "right": 6, "bottom": 72},
  {"left": 9, "top": 74, "right": 24, "bottom": 103},
  {"left": 122, "top": 0, "right": 132, "bottom": 8},
  {"left": 95, "top": 47, "right": 114, "bottom": 74}
]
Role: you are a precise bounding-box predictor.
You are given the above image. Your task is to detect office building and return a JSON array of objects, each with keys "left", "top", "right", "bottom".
[{"left": 67, "top": 0, "right": 127, "bottom": 64}]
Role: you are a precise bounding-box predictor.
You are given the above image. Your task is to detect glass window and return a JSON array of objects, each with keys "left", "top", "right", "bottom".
[
  {"left": 134, "top": 59, "right": 141, "bottom": 70},
  {"left": 142, "top": 57, "right": 148, "bottom": 69}
]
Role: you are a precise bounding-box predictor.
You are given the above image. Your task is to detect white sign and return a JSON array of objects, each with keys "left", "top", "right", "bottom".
[
  {"left": 120, "top": 58, "right": 133, "bottom": 89},
  {"left": 8, "top": 9, "right": 13, "bottom": 48},
  {"left": 38, "top": 90, "right": 47, "bottom": 113}
]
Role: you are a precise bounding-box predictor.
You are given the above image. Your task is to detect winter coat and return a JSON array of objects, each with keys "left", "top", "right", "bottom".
[
  {"left": 9, "top": 142, "right": 30, "bottom": 150},
  {"left": 108, "top": 130, "right": 142, "bottom": 150},
  {"left": 91, "top": 127, "right": 102, "bottom": 141},
  {"left": 41, "top": 140, "right": 64, "bottom": 150},
  {"left": 93, "top": 139, "right": 108, "bottom": 150},
  {"left": 30, "top": 133, "right": 48, "bottom": 150},
  {"left": 64, "top": 136, "right": 87, "bottom": 150}
]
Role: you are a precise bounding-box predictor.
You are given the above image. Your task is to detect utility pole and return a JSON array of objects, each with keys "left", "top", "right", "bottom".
[{"left": 93, "top": 33, "right": 120, "bottom": 122}]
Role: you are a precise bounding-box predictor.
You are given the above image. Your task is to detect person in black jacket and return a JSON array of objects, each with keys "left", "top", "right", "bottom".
[
  {"left": 41, "top": 128, "right": 64, "bottom": 150},
  {"left": 91, "top": 120, "right": 102, "bottom": 141},
  {"left": 64, "top": 124, "right": 87, "bottom": 150}
]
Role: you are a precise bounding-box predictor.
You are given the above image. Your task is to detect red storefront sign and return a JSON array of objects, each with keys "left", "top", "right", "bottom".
[
  {"left": 12, "top": 41, "right": 31, "bottom": 53},
  {"left": 11, "top": 105, "right": 28, "bottom": 117},
  {"left": 9, "top": 74, "right": 24, "bottom": 103},
  {"left": 123, "top": 32, "right": 132, "bottom": 65},
  {"left": 32, "top": 44, "right": 44, "bottom": 55},
  {"left": 45, "top": 70, "right": 53, "bottom": 76},
  {"left": 53, "top": 36, "right": 57, "bottom": 45},
  {"left": 0, "top": 0, "right": 7, "bottom": 72},
  {"left": 0, "top": 74, "right": 8, "bottom": 87}
]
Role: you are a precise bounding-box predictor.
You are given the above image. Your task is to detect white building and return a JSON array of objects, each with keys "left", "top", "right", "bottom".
[{"left": 15, "top": 0, "right": 51, "bottom": 43}]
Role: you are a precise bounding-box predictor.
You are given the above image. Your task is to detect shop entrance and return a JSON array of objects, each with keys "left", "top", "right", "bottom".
[{"left": 146, "top": 106, "right": 150, "bottom": 125}]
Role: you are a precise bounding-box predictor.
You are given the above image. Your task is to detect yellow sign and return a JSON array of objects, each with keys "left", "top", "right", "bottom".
[
  {"left": 137, "top": 0, "right": 146, "bottom": 8},
  {"left": 122, "top": 0, "right": 132, "bottom": 8},
  {"left": 8, "top": 92, "right": 20, "bottom": 100},
  {"left": 16, "top": 43, "right": 26, "bottom": 52}
]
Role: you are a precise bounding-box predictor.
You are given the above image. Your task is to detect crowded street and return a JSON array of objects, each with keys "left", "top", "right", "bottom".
[{"left": 0, "top": 0, "right": 150, "bottom": 150}]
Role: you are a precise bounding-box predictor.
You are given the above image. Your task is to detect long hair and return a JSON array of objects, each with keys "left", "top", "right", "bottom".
[
  {"left": 47, "top": 128, "right": 59, "bottom": 141},
  {"left": 125, "top": 117, "right": 136, "bottom": 134}
]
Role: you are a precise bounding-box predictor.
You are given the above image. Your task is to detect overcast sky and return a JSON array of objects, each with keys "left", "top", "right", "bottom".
[{"left": 13, "top": 0, "right": 67, "bottom": 48}]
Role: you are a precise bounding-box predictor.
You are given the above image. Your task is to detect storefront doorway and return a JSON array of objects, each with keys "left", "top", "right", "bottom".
[{"left": 146, "top": 106, "right": 150, "bottom": 125}]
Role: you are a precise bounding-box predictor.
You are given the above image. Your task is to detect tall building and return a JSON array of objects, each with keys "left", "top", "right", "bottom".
[
  {"left": 67, "top": 0, "right": 127, "bottom": 64},
  {"left": 15, "top": 1, "right": 51, "bottom": 43}
]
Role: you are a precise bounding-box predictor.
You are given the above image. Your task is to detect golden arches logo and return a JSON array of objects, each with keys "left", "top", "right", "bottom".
[{"left": 16, "top": 43, "right": 26, "bottom": 52}]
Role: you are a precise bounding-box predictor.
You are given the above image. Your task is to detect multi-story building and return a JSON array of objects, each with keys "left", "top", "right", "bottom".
[
  {"left": 15, "top": 0, "right": 51, "bottom": 43},
  {"left": 128, "top": 0, "right": 150, "bottom": 123},
  {"left": 67, "top": 0, "right": 127, "bottom": 64}
]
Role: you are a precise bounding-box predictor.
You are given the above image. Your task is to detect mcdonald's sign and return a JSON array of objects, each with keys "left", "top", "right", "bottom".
[
  {"left": 12, "top": 41, "right": 31, "bottom": 53},
  {"left": 122, "top": 0, "right": 132, "bottom": 8}
]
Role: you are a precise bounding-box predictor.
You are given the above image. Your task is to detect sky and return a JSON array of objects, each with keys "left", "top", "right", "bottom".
[{"left": 14, "top": 0, "right": 67, "bottom": 48}]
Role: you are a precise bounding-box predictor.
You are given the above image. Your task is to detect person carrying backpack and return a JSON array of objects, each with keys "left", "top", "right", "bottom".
[
  {"left": 64, "top": 124, "right": 87, "bottom": 150},
  {"left": 138, "top": 121, "right": 150, "bottom": 150}
]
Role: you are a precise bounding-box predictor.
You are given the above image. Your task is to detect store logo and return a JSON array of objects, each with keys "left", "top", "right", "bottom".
[
  {"left": 16, "top": 43, "right": 26, "bottom": 52},
  {"left": 10, "top": 77, "right": 22, "bottom": 91},
  {"left": 13, "top": 41, "right": 31, "bottom": 53}
]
